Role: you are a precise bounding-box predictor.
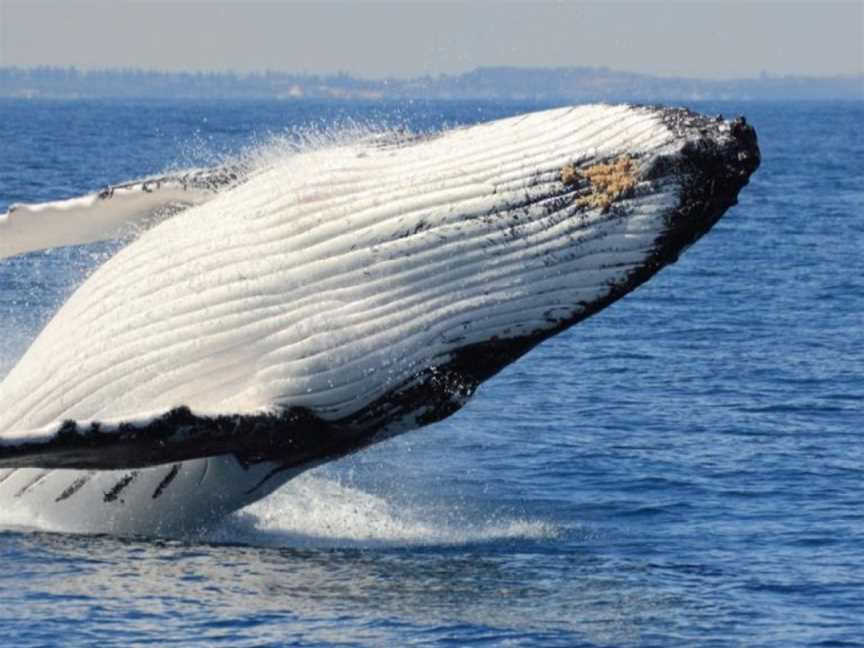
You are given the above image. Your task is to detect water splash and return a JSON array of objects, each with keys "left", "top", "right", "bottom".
[
  {"left": 172, "top": 116, "right": 421, "bottom": 180},
  {"left": 208, "top": 472, "right": 558, "bottom": 549}
]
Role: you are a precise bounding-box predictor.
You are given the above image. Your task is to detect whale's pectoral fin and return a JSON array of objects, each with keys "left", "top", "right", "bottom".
[
  {"left": 0, "top": 406, "right": 368, "bottom": 471},
  {"left": 0, "top": 165, "right": 248, "bottom": 261}
]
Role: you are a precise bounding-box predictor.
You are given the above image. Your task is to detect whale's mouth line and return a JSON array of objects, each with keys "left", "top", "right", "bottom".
[
  {"left": 0, "top": 353, "right": 480, "bottom": 472},
  {"left": 0, "top": 405, "right": 365, "bottom": 472}
]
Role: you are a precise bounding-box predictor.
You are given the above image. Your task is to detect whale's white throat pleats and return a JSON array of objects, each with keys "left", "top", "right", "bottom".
[{"left": 0, "top": 104, "right": 759, "bottom": 535}]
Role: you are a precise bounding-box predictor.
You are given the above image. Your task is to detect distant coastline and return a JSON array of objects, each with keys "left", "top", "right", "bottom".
[{"left": 1, "top": 66, "right": 861, "bottom": 101}]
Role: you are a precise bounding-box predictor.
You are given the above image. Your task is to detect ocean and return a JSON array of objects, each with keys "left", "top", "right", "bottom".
[{"left": 0, "top": 98, "right": 861, "bottom": 647}]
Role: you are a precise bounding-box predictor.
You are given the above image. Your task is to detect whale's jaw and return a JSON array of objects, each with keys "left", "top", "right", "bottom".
[{"left": 0, "top": 104, "right": 759, "bottom": 536}]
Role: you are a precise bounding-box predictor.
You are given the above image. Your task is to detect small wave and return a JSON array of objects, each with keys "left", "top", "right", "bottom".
[{"left": 207, "top": 473, "right": 558, "bottom": 549}]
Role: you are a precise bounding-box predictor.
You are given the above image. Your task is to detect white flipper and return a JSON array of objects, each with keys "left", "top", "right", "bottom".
[{"left": 0, "top": 166, "right": 246, "bottom": 260}]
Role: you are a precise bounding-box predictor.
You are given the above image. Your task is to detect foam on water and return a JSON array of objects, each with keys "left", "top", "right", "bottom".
[
  {"left": 0, "top": 466, "right": 559, "bottom": 547},
  {"left": 209, "top": 472, "right": 558, "bottom": 549}
]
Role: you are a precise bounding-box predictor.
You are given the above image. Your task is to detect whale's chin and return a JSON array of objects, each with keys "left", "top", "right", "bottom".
[{"left": 0, "top": 104, "right": 758, "bottom": 536}]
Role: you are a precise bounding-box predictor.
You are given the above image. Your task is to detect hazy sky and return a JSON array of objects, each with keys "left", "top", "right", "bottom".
[{"left": 0, "top": 1, "right": 861, "bottom": 79}]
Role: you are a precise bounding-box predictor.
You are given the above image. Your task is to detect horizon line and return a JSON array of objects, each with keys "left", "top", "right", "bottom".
[{"left": 3, "top": 64, "right": 863, "bottom": 83}]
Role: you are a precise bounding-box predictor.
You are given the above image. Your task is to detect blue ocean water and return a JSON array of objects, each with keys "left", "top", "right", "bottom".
[{"left": 0, "top": 98, "right": 862, "bottom": 647}]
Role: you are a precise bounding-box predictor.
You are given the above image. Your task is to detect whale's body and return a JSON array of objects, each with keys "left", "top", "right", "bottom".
[{"left": 0, "top": 105, "right": 759, "bottom": 536}]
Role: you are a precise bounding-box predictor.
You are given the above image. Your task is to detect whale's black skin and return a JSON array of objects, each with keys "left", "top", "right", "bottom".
[{"left": 0, "top": 107, "right": 759, "bottom": 475}]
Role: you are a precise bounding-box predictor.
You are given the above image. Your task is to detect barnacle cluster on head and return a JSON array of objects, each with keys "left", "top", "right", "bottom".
[{"left": 561, "top": 155, "right": 638, "bottom": 213}]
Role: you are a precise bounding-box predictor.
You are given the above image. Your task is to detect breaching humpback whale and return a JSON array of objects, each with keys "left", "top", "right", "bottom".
[{"left": 0, "top": 105, "right": 759, "bottom": 536}]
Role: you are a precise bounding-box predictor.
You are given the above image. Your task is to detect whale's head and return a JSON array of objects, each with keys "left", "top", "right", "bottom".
[
  {"left": 383, "top": 107, "right": 760, "bottom": 414},
  {"left": 0, "top": 104, "right": 759, "bottom": 473}
]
